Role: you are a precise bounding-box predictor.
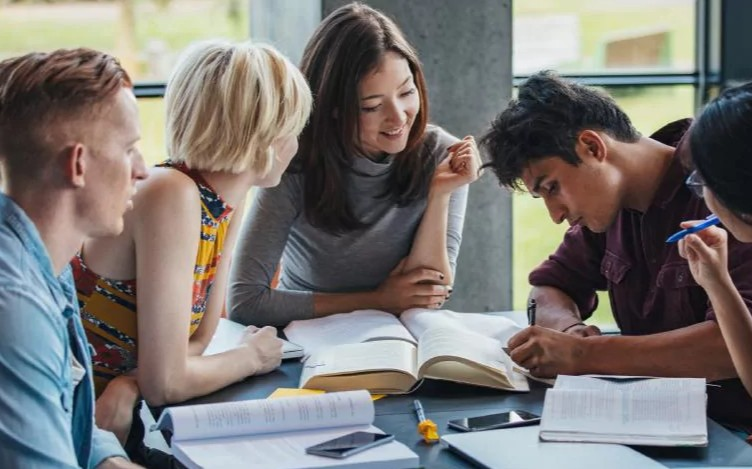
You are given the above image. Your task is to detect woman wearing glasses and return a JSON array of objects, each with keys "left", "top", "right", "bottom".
[{"left": 678, "top": 82, "right": 752, "bottom": 397}]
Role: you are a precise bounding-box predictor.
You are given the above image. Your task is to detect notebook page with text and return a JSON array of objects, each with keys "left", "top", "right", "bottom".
[
  {"left": 154, "top": 390, "right": 374, "bottom": 441},
  {"left": 540, "top": 383, "right": 707, "bottom": 445}
]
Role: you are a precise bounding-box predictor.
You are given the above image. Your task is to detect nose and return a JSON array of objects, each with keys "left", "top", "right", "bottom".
[
  {"left": 132, "top": 150, "right": 148, "bottom": 181},
  {"left": 384, "top": 99, "right": 406, "bottom": 126},
  {"left": 544, "top": 197, "right": 567, "bottom": 225}
]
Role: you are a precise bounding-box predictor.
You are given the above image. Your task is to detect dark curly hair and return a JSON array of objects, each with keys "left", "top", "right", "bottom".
[{"left": 480, "top": 71, "right": 640, "bottom": 191}]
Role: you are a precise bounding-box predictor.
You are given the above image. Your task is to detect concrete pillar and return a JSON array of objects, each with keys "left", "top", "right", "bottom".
[
  {"left": 249, "top": 0, "right": 321, "bottom": 65},
  {"left": 322, "top": 0, "right": 514, "bottom": 311}
]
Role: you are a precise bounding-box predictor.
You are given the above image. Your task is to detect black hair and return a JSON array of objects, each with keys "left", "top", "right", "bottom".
[
  {"left": 480, "top": 70, "right": 640, "bottom": 190},
  {"left": 690, "top": 82, "right": 752, "bottom": 217}
]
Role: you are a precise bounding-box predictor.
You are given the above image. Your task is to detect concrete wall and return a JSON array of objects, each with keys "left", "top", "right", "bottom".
[{"left": 322, "top": 0, "right": 514, "bottom": 311}]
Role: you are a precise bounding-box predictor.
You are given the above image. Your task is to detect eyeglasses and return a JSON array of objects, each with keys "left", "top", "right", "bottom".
[{"left": 685, "top": 170, "right": 706, "bottom": 199}]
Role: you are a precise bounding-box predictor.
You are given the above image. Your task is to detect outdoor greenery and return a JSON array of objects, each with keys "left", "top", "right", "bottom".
[{"left": 1, "top": 1, "right": 697, "bottom": 325}]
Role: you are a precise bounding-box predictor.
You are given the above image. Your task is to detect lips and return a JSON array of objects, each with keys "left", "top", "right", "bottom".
[{"left": 381, "top": 123, "right": 406, "bottom": 138}]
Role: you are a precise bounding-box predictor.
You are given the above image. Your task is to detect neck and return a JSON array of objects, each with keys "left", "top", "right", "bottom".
[
  {"left": 199, "top": 170, "right": 255, "bottom": 208},
  {"left": 616, "top": 136, "right": 676, "bottom": 212},
  {"left": 8, "top": 187, "right": 84, "bottom": 276}
]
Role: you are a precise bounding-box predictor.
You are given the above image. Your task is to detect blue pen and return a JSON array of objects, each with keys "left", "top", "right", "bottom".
[{"left": 666, "top": 214, "right": 720, "bottom": 243}]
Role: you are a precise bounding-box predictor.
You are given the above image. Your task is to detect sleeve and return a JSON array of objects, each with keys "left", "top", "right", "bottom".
[
  {"left": 428, "top": 125, "right": 467, "bottom": 275},
  {"left": 446, "top": 184, "right": 468, "bottom": 275},
  {"left": 89, "top": 427, "right": 127, "bottom": 469},
  {"left": 706, "top": 235, "right": 752, "bottom": 321},
  {"left": 0, "top": 286, "right": 80, "bottom": 469},
  {"left": 528, "top": 225, "right": 608, "bottom": 320},
  {"left": 227, "top": 175, "right": 315, "bottom": 327}
]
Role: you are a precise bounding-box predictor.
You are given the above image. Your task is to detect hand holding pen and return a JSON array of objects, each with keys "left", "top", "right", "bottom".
[
  {"left": 676, "top": 217, "right": 729, "bottom": 289},
  {"left": 666, "top": 214, "right": 720, "bottom": 243}
]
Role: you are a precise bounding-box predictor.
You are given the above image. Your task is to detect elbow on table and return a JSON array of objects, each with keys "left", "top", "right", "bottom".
[{"left": 139, "top": 377, "right": 186, "bottom": 408}]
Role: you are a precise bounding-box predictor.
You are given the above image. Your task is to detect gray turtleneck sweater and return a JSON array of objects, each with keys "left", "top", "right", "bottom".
[{"left": 227, "top": 125, "right": 468, "bottom": 326}]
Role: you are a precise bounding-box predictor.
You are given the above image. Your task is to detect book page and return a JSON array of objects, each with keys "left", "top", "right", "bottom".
[
  {"left": 173, "top": 424, "right": 419, "bottom": 469},
  {"left": 400, "top": 308, "right": 523, "bottom": 346},
  {"left": 299, "top": 340, "right": 419, "bottom": 393},
  {"left": 284, "top": 310, "right": 415, "bottom": 356},
  {"left": 154, "top": 390, "right": 374, "bottom": 442},
  {"left": 541, "top": 387, "right": 707, "bottom": 439},
  {"left": 415, "top": 327, "right": 528, "bottom": 391}
]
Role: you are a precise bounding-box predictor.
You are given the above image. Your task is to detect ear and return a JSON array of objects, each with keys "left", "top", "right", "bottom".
[
  {"left": 577, "top": 130, "right": 607, "bottom": 163},
  {"left": 65, "top": 143, "right": 86, "bottom": 188}
]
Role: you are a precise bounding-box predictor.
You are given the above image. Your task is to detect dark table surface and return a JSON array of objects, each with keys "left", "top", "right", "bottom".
[{"left": 168, "top": 359, "right": 752, "bottom": 468}]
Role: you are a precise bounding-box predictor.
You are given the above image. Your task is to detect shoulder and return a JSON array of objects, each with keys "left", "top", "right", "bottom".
[
  {"left": 0, "top": 225, "right": 32, "bottom": 289},
  {"left": 649, "top": 118, "right": 693, "bottom": 148},
  {"left": 420, "top": 124, "right": 461, "bottom": 161},
  {"left": 132, "top": 167, "right": 201, "bottom": 218}
]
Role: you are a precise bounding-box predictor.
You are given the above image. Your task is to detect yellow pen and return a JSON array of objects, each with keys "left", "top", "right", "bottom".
[{"left": 413, "top": 399, "right": 439, "bottom": 444}]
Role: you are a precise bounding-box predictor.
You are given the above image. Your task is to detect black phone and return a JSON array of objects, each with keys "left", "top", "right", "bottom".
[
  {"left": 447, "top": 410, "right": 541, "bottom": 432},
  {"left": 305, "top": 431, "right": 395, "bottom": 459}
]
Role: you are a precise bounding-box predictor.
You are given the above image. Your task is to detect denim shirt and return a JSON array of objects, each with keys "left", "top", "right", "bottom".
[{"left": 0, "top": 194, "right": 126, "bottom": 468}]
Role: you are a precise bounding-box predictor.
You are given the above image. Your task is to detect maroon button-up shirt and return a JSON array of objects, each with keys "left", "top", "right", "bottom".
[{"left": 529, "top": 119, "right": 752, "bottom": 425}]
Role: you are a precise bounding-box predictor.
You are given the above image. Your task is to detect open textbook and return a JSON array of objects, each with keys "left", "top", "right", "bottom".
[
  {"left": 540, "top": 375, "right": 708, "bottom": 446},
  {"left": 283, "top": 308, "right": 529, "bottom": 394},
  {"left": 153, "top": 390, "right": 418, "bottom": 469}
]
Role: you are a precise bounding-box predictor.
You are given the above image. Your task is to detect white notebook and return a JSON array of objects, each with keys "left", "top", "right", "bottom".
[
  {"left": 203, "top": 318, "right": 304, "bottom": 359},
  {"left": 442, "top": 425, "right": 667, "bottom": 469},
  {"left": 539, "top": 375, "right": 708, "bottom": 446},
  {"left": 153, "top": 390, "right": 418, "bottom": 469}
]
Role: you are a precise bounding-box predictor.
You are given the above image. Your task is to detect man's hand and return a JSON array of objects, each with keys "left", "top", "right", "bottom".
[
  {"left": 507, "top": 326, "right": 589, "bottom": 377},
  {"left": 374, "top": 262, "right": 451, "bottom": 315},
  {"left": 562, "top": 323, "right": 602, "bottom": 337},
  {"left": 96, "top": 457, "right": 143, "bottom": 468},
  {"left": 241, "top": 326, "right": 283, "bottom": 375}
]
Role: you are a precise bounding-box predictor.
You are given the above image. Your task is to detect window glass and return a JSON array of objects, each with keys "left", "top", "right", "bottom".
[
  {"left": 512, "top": 85, "right": 695, "bottom": 327},
  {"left": 514, "top": 0, "right": 695, "bottom": 75},
  {"left": 0, "top": 0, "right": 249, "bottom": 82}
]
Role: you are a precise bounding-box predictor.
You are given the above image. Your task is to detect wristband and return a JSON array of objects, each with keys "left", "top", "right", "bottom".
[{"left": 561, "top": 322, "right": 586, "bottom": 333}]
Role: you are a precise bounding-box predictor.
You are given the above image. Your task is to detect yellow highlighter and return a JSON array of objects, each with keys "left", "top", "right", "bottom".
[{"left": 413, "top": 399, "right": 439, "bottom": 444}]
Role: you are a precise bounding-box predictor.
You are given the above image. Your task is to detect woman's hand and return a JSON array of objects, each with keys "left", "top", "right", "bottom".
[
  {"left": 430, "top": 136, "right": 483, "bottom": 196},
  {"left": 240, "top": 326, "right": 283, "bottom": 376},
  {"left": 95, "top": 375, "right": 140, "bottom": 446},
  {"left": 373, "top": 261, "right": 451, "bottom": 315},
  {"left": 677, "top": 222, "right": 730, "bottom": 288}
]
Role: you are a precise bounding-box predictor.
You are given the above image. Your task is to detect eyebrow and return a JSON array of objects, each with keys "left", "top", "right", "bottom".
[
  {"left": 361, "top": 76, "right": 413, "bottom": 101},
  {"left": 530, "top": 175, "right": 546, "bottom": 196}
]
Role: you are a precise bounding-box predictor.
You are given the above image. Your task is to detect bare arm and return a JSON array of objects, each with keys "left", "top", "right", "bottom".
[
  {"left": 705, "top": 275, "right": 752, "bottom": 393},
  {"left": 509, "top": 320, "right": 736, "bottom": 381},
  {"left": 403, "top": 136, "right": 479, "bottom": 285},
  {"left": 677, "top": 225, "right": 752, "bottom": 393},
  {"left": 133, "top": 174, "right": 279, "bottom": 406}
]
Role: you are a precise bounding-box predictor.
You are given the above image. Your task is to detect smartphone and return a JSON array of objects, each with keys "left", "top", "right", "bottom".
[
  {"left": 447, "top": 410, "right": 541, "bottom": 432},
  {"left": 305, "top": 431, "right": 395, "bottom": 459}
]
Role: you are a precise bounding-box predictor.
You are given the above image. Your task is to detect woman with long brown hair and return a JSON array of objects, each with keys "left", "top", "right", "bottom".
[{"left": 229, "top": 2, "right": 482, "bottom": 326}]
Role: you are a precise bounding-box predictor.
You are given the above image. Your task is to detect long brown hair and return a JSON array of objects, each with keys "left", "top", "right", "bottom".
[{"left": 292, "top": 2, "right": 432, "bottom": 234}]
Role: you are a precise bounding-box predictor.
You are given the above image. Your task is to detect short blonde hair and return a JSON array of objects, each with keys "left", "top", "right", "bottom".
[{"left": 165, "top": 40, "right": 312, "bottom": 174}]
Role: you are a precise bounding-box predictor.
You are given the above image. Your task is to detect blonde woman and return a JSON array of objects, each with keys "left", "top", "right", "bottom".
[{"left": 71, "top": 40, "right": 311, "bottom": 464}]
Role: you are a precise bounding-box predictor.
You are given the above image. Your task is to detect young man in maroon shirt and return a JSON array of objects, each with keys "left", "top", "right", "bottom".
[{"left": 482, "top": 71, "right": 752, "bottom": 425}]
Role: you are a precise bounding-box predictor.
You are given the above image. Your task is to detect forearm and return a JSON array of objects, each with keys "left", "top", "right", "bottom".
[
  {"left": 581, "top": 320, "right": 736, "bottom": 381},
  {"left": 705, "top": 274, "right": 752, "bottom": 393},
  {"left": 530, "top": 286, "right": 587, "bottom": 330},
  {"left": 139, "top": 345, "right": 259, "bottom": 406},
  {"left": 228, "top": 283, "right": 314, "bottom": 327},
  {"left": 403, "top": 192, "right": 453, "bottom": 283},
  {"left": 313, "top": 290, "right": 382, "bottom": 317}
]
